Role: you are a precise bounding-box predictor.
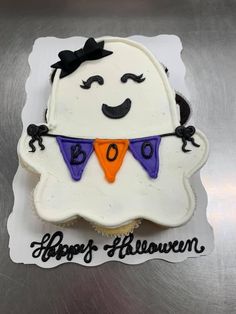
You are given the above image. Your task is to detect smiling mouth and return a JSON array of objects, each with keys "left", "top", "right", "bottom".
[{"left": 102, "top": 98, "right": 131, "bottom": 119}]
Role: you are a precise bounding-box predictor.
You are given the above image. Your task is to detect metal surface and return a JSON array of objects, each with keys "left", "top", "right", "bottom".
[{"left": 0, "top": 1, "right": 235, "bottom": 313}]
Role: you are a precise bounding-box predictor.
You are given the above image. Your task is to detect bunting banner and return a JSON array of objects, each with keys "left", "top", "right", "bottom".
[
  {"left": 129, "top": 136, "right": 162, "bottom": 178},
  {"left": 57, "top": 136, "right": 162, "bottom": 182},
  {"left": 56, "top": 136, "right": 94, "bottom": 181},
  {"left": 94, "top": 139, "right": 129, "bottom": 183}
]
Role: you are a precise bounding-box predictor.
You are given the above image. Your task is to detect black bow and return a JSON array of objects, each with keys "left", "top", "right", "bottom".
[
  {"left": 27, "top": 124, "right": 49, "bottom": 152},
  {"left": 175, "top": 125, "right": 200, "bottom": 152},
  {"left": 51, "top": 38, "right": 113, "bottom": 78}
]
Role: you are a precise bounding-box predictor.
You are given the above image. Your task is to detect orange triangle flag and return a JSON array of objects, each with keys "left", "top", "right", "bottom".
[{"left": 94, "top": 139, "right": 129, "bottom": 183}]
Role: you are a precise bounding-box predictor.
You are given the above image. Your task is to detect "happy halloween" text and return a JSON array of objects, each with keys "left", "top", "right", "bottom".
[{"left": 30, "top": 231, "right": 205, "bottom": 264}]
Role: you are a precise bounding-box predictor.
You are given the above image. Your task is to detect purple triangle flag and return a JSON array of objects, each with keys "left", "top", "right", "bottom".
[
  {"left": 56, "top": 136, "right": 94, "bottom": 181},
  {"left": 129, "top": 136, "right": 162, "bottom": 178}
]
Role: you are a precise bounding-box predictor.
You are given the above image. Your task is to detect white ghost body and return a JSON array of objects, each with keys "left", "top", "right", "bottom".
[{"left": 18, "top": 37, "right": 208, "bottom": 228}]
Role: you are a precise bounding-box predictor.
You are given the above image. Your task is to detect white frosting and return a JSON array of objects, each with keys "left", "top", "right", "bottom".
[
  {"left": 18, "top": 37, "right": 209, "bottom": 228},
  {"left": 48, "top": 38, "right": 179, "bottom": 138}
]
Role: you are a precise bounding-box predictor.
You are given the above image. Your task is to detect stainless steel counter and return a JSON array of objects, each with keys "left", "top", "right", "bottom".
[{"left": 0, "top": 1, "right": 235, "bottom": 313}]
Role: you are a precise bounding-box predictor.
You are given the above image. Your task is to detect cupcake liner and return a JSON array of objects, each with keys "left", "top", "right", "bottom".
[{"left": 92, "top": 219, "right": 142, "bottom": 237}]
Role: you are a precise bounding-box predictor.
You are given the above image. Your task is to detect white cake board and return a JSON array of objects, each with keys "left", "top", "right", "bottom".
[{"left": 7, "top": 35, "right": 214, "bottom": 267}]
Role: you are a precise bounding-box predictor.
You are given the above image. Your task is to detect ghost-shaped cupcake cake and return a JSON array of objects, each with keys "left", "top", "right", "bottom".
[{"left": 18, "top": 37, "right": 208, "bottom": 236}]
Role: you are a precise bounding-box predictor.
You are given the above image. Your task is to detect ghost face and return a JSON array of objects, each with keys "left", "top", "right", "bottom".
[{"left": 47, "top": 39, "right": 179, "bottom": 138}]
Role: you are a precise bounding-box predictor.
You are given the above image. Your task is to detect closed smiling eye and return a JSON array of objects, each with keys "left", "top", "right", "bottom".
[
  {"left": 80, "top": 75, "right": 104, "bottom": 89},
  {"left": 121, "top": 73, "right": 145, "bottom": 83}
]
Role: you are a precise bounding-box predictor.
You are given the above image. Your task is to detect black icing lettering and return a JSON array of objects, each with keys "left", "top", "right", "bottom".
[
  {"left": 70, "top": 144, "right": 86, "bottom": 165},
  {"left": 178, "top": 240, "right": 185, "bottom": 253},
  {"left": 147, "top": 243, "right": 157, "bottom": 254},
  {"left": 30, "top": 233, "right": 51, "bottom": 259},
  {"left": 135, "top": 240, "right": 142, "bottom": 254},
  {"left": 164, "top": 242, "right": 172, "bottom": 254},
  {"left": 106, "top": 144, "right": 118, "bottom": 161},
  {"left": 57, "top": 244, "right": 69, "bottom": 260},
  {"left": 103, "top": 235, "right": 205, "bottom": 259},
  {"left": 158, "top": 243, "right": 168, "bottom": 253},
  {"left": 104, "top": 237, "right": 121, "bottom": 258},
  {"left": 30, "top": 231, "right": 98, "bottom": 264},
  {"left": 33, "top": 231, "right": 63, "bottom": 262},
  {"left": 66, "top": 245, "right": 77, "bottom": 261},
  {"left": 141, "top": 240, "right": 148, "bottom": 252},
  {"left": 73, "top": 244, "right": 80, "bottom": 254},
  {"left": 31, "top": 233, "right": 205, "bottom": 264},
  {"left": 122, "top": 234, "right": 136, "bottom": 257},
  {"left": 80, "top": 240, "right": 98, "bottom": 264},
  {"left": 141, "top": 142, "right": 153, "bottom": 159},
  {"left": 183, "top": 237, "right": 205, "bottom": 254},
  {"left": 170, "top": 240, "right": 180, "bottom": 253}
]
